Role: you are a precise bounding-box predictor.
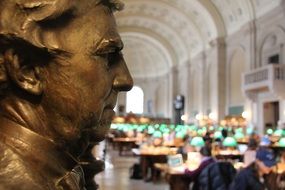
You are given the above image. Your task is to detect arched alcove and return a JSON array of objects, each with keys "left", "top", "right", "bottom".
[
  {"left": 206, "top": 63, "right": 214, "bottom": 114},
  {"left": 260, "top": 26, "right": 285, "bottom": 67},
  {"left": 191, "top": 69, "right": 200, "bottom": 114},
  {"left": 155, "top": 81, "right": 168, "bottom": 117},
  {"left": 229, "top": 48, "right": 247, "bottom": 113}
]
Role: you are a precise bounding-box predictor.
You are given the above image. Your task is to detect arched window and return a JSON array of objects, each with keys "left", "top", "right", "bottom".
[{"left": 126, "top": 86, "right": 144, "bottom": 114}]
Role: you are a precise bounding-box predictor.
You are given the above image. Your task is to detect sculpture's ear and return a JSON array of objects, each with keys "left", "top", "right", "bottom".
[{"left": 4, "top": 49, "right": 43, "bottom": 95}]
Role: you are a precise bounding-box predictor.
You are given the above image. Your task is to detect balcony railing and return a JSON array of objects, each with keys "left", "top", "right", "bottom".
[
  {"left": 242, "top": 64, "right": 285, "bottom": 98},
  {"left": 243, "top": 64, "right": 285, "bottom": 85},
  {"left": 274, "top": 66, "right": 285, "bottom": 80},
  {"left": 244, "top": 68, "right": 268, "bottom": 85}
]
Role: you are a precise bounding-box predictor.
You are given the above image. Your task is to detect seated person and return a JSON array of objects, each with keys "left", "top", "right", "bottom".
[
  {"left": 244, "top": 138, "right": 258, "bottom": 167},
  {"left": 184, "top": 146, "right": 215, "bottom": 190},
  {"left": 203, "top": 132, "right": 213, "bottom": 148},
  {"left": 280, "top": 150, "right": 285, "bottom": 163},
  {"left": 230, "top": 148, "right": 276, "bottom": 190},
  {"left": 259, "top": 135, "right": 271, "bottom": 147},
  {"left": 249, "top": 131, "right": 261, "bottom": 143},
  {"left": 139, "top": 135, "right": 164, "bottom": 182},
  {"left": 136, "top": 131, "right": 147, "bottom": 145},
  {"left": 222, "top": 128, "right": 228, "bottom": 139},
  {"left": 177, "top": 135, "right": 195, "bottom": 159}
]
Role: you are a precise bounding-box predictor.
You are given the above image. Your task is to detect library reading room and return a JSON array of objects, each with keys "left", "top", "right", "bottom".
[{"left": 1, "top": 0, "right": 285, "bottom": 190}]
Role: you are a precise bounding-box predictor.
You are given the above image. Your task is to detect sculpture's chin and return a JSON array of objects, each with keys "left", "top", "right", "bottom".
[
  {"left": 79, "top": 145, "right": 105, "bottom": 190},
  {"left": 87, "top": 122, "right": 112, "bottom": 144},
  {"left": 79, "top": 119, "right": 112, "bottom": 190}
]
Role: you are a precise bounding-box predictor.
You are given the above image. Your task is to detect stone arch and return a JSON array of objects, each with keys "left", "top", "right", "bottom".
[
  {"left": 206, "top": 62, "right": 214, "bottom": 114},
  {"left": 228, "top": 47, "right": 247, "bottom": 107},
  {"left": 259, "top": 26, "right": 285, "bottom": 67},
  {"left": 189, "top": 66, "right": 200, "bottom": 116}
]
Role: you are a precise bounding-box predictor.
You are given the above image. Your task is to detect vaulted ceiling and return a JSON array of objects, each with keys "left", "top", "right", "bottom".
[{"left": 115, "top": 0, "right": 282, "bottom": 78}]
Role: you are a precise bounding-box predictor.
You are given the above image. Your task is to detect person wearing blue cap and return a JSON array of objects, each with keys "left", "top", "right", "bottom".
[
  {"left": 230, "top": 148, "right": 277, "bottom": 190},
  {"left": 260, "top": 136, "right": 271, "bottom": 147}
]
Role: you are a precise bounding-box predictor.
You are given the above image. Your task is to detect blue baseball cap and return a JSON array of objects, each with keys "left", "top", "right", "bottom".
[
  {"left": 256, "top": 148, "right": 276, "bottom": 167},
  {"left": 260, "top": 136, "right": 271, "bottom": 146}
]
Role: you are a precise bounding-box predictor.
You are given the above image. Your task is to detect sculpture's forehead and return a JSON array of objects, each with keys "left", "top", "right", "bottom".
[
  {"left": 0, "top": 0, "right": 122, "bottom": 54},
  {"left": 58, "top": 3, "right": 122, "bottom": 54}
]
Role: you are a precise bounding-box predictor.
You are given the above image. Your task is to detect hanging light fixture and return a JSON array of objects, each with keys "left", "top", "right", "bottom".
[
  {"left": 190, "top": 136, "right": 205, "bottom": 147},
  {"left": 223, "top": 137, "right": 237, "bottom": 147}
]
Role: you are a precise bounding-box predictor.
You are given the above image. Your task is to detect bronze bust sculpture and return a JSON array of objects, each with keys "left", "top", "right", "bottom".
[{"left": 0, "top": 0, "right": 133, "bottom": 189}]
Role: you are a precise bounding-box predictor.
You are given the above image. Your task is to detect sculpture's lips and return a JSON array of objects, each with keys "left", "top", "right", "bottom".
[
  {"left": 103, "top": 99, "right": 116, "bottom": 119},
  {"left": 103, "top": 108, "right": 115, "bottom": 119},
  {"left": 104, "top": 92, "right": 117, "bottom": 110},
  {"left": 103, "top": 103, "right": 116, "bottom": 116},
  {"left": 104, "top": 97, "right": 117, "bottom": 109},
  {"left": 86, "top": 106, "right": 115, "bottom": 143}
]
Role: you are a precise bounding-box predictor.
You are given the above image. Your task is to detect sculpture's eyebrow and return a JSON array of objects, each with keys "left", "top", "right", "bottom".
[{"left": 92, "top": 37, "right": 124, "bottom": 55}]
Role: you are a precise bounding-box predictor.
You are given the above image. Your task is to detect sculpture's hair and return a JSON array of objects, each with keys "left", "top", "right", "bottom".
[
  {"left": 0, "top": 0, "right": 123, "bottom": 94},
  {"left": 0, "top": 0, "right": 123, "bottom": 51}
]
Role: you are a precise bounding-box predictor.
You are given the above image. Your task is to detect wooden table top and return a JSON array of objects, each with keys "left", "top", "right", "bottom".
[
  {"left": 132, "top": 147, "right": 178, "bottom": 156},
  {"left": 113, "top": 137, "right": 138, "bottom": 142}
]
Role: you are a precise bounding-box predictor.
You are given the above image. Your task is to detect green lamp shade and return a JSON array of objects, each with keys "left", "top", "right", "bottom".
[
  {"left": 159, "top": 125, "right": 165, "bottom": 131},
  {"left": 274, "top": 129, "right": 285, "bottom": 136},
  {"left": 214, "top": 131, "right": 223, "bottom": 139},
  {"left": 190, "top": 137, "right": 205, "bottom": 147},
  {"left": 153, "top": 131, "right": 162, "bottom": 138},
  {"left": 176, "top": 131, "right": 186, "bottom": 138},
  {"left": 189, "top": 125, "right": 198, "bottom": 131},
  {"left": 148, "top": 127, "right": 155, "bottom": 134},
  {"left": 117, "top": 124, "right": 124, "bottom": 131},
  {"left": 137, "top": 126, "right": 144, "bottom": 132},
  {"left": 176, "top": 125, "right": 184, "bottom": 128},
  {"left": 154, "top": 124, "right": 160, "bottom": 129},
  {"left": 266, "top": 128, "right": 273, "bottom": 135},
  {"left": 175, "top": 125, "right": 183, "bottom": 132},
  {"left": 123, "top": 125, "right": 129, "bottom": 132},
  {"left": 163, "top": 131, "right": 170, "bottom": 135},
  {"left": 279, "top": 138, "right": 285, "bottom": 147},
  {"left": 246, "top": 128, "right": 254, "bottom": 135},
  {"left": 234, "top": 132, "right": 245, "bottom": 139},
  {"left": 223, "top": 137, "right": 237, "bottom": 147},
  {"left": 236, "top": 128, "right": 243, "bottom": 133},
  {"left": 162, "top": 128, "right": 170, "bottom": 134},
  {"left": 197, "top": 129, "right": 204, "bottom": 136}
]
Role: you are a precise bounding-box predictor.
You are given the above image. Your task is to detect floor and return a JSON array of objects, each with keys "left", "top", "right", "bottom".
[{"left": 94, "top": 141, "right": 169, "bottom": 190}]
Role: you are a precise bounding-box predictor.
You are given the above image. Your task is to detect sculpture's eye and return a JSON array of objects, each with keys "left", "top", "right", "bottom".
[
  {"left": 103, "top": 51, "right": 122, "bottom": 69},
  {"left": 100, "top": 52, "right": 114, "bottom": 69},
  {"left": 90, "top": 51, "right": 107, "bottom": 69},
  {"left": 107, "top": 51, "right": 121, "bottom": 64},
  {"left": 92, "top": 46, "right": 123, "bottom": 70}
]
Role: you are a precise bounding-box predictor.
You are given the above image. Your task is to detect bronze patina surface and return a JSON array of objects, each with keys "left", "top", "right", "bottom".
[{"left": 0, "top": 0, "right": 133, "bottom": 189}]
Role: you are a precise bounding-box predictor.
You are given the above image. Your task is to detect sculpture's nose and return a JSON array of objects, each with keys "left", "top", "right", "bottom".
[{"left": 113, "top": 57, "right": 133, "bottom": 92}]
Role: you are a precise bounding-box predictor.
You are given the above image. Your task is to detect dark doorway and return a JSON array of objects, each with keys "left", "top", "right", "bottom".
[
  {"left": 263, "top": 101, "right": 279, "bottom": 131},
  {"left": 268, "top": 54, "right": 279, "bottom": 64}
]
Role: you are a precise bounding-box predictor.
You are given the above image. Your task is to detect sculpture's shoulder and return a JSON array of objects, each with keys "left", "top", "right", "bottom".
[{"left": 0, "top": 141, "right": 47, "bottom": 190}]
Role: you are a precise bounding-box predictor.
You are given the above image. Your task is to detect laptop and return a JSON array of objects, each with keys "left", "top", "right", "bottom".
[
  {"left": 238, "top": 144, "right": 248, "bottom": 154},
  {"left": 168, "top": 154, "right": 183, "bottom": 167}
]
